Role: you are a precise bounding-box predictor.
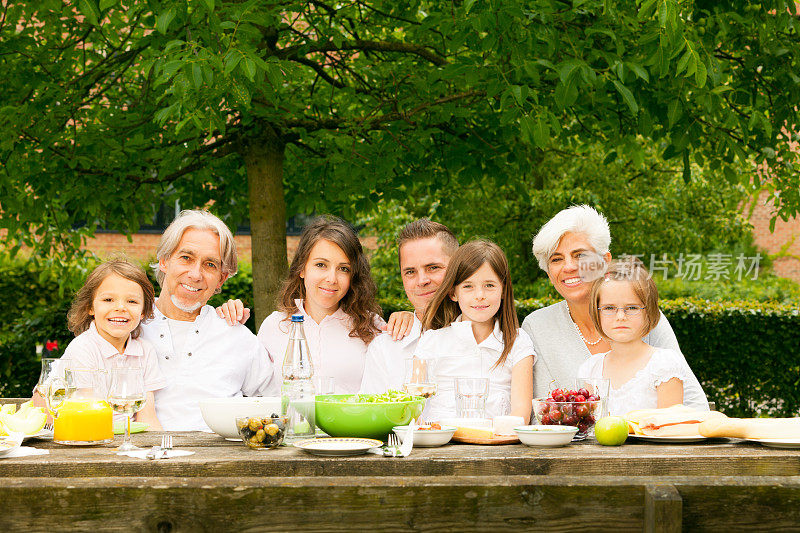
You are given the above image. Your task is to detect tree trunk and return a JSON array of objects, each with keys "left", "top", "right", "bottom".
[{"left": 242, "top": 129, "right": 287, "bottom": 329}]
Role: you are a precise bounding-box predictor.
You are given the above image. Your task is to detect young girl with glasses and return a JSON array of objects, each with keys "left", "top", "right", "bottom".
[{"left": 576, "top": 259, "right": 708, "bottom": 415}]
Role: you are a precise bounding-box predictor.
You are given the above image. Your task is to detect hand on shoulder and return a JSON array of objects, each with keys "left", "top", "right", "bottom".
[{"left": 216, "top": 299, "right": 251, "bottom": 326}]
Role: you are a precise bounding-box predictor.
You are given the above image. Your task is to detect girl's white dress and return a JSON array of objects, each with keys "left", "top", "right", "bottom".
[
  {"left": 576, "top": 348, "right": 709, "bottom": 416},
  {"left": 414, "top": 316, "right": 535, "bottom": 421}
]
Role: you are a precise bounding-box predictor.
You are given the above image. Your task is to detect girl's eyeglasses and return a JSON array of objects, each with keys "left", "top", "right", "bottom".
[{"left": 598, "top": 305, "right": 645, "bottom": 316}]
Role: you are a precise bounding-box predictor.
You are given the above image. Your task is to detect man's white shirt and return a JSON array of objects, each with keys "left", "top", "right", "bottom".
[
  {"left": 141, "top": 304, "right": 278, "bottom": 431},
  {"left": 360, "top": 315, "right": 422, "bottom": 393}
]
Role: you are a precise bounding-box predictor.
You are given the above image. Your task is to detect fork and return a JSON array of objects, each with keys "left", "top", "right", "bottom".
[
  {"left": 386, "top": 434, "right": 400, "bottom": 457},
  {"left": 160, "top": 435, "right": 173, "bottom": 459}
]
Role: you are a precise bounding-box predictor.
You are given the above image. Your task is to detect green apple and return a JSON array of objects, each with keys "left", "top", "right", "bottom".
[{"left": 594, "top": 416, "right": 629, "bottom": 446}]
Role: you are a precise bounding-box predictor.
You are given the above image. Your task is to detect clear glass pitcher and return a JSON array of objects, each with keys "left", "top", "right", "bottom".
[{"left": 46, "top": 367, "right": 113, "bottom": 445}]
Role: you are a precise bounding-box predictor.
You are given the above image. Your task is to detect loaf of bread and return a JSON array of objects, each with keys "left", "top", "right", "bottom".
[{"left": 699, "top": 417, "right": 800, "bottom": 439}]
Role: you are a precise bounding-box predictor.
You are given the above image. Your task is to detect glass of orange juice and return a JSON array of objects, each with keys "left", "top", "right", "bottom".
[{"left": 46, "top": 368, "right": 113, "bottom": 445}]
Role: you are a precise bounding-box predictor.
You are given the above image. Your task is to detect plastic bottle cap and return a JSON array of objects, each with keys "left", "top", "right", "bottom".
[{"left": 291, "top": 314, "right": 304, "bottom": 322}]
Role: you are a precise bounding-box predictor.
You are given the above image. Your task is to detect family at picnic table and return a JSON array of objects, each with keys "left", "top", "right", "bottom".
[{"left": 32, "top": 205, "right": 709, "bottom": 432}]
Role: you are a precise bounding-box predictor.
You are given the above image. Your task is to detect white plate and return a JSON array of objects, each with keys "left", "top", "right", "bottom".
[
  {"left": 293, "top": 437, "right": 383, "bottom": 456},
  {"left": 23, "top": 428, "right": 53, "bottom": 442},
  {"left": 629, "top": 434, "right": 707, "bottom": 444},
  {"left": 0, "top": 436, "right": 22, "bottom": 457},
  {"left": 747, "top": 438, "right": 800, "bottom": 449}
]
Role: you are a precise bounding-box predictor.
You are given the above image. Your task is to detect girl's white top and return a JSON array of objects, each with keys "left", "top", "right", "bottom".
[
  {"left": 521, "top": 300, "right": 707, "bottom": 407},
  {"left": 576, "top": 347, "right": 710, "bottom": 415},
  {"left": 62, "top": 321, "right": 167, "bottom": 393},
  {"left": 257, "top": 299, "right": 386, "bottom": 394},
  {"left": 413, "top": 316, "right": 535, "bottom": 421}
]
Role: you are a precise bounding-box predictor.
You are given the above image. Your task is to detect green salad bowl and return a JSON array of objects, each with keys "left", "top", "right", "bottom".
[{"left": 315, "top": 394, "right": 425, "bottom": 439}]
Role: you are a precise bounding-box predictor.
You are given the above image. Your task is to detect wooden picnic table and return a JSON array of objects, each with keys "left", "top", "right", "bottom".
[
  {"left": 2, "top": 430, "right": 800, "bottom": 532},
  {"left": 2, "top": 395, "right": 800, "bottom": 531}
]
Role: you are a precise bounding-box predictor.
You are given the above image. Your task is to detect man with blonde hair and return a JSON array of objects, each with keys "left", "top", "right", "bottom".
[{"left": 140, "top": 210, "right": 278, "bottom": 431}]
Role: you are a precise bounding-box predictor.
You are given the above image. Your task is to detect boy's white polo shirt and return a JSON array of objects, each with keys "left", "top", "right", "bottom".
[
  {"left": 414, "top": 316, "right": 535, "bottom": 421},
  {"left": 61, "top": 321, "right": 167, "bottom": 392},
  {"left": 141, "top": 304, "right": 278, "bottom": 431},
  {"left": 257, "top": 299, "right": 386, "bottom": 394},
  {"left": 359, "top": 315, "right": 422, "bottom": 393}
]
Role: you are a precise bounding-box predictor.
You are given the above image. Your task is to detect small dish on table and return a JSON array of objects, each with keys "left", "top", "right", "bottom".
[
  {"left": 392, "top": 424, "right": 456, "bottom": 447},
  {"left": 514, "top": 425, "right": 578, "bottom": 447},
  {"left": 0, "top": 434, "right": 22, "bottom": 458},
  {"left": 236, "top": 415, "right": 288, "bottom": 449}
]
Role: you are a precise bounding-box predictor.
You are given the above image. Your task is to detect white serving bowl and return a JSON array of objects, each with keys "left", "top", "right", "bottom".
[
  {"left": 392, "top": 425, "right": 457, "bottom": 447},
  {"left": 514, "top": 425, "right": 578, "bottom": 447},
  {"left": 199, "top": 396, "right": 282, "bottom": 438}
]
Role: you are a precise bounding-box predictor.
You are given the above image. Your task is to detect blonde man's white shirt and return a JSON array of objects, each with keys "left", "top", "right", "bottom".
[
  {"left": 360, "top": 314, "right": 422, "bottom": 393},
  {"left": 141, "top": 305, "right": 278, "bottom": 431},
  {"left": 258, "top": 299, "right": 386, "bottom": 394},
  {"left": 413, "top": 316, "right": 535, "bottom": 421}
]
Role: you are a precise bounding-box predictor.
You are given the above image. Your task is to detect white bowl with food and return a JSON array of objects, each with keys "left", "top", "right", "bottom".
[
  {"left": 199, "top": 396, "right": 282, "bottom": 438},
  {"left": 514, "top": 425, "right": 578, "bottom": 447},
  {"left": 392, "top": 424, "right": 457, "bottom": 447}
]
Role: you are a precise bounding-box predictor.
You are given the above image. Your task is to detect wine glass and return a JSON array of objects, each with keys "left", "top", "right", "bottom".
[
  {"left": 36, "top": 358, "right": 66, "bottom": 426},
  {"left": 403, "top": 358, "right": 438, "bottom": 425},
  {"left": 108, "top": 367, "right": 146, "bottom": 452},
  {"left": 403, "top": 358, "right": 438, "bottom": 399},
  {"left": 36, "top": 358, "right": 65, "bottom": 396}
]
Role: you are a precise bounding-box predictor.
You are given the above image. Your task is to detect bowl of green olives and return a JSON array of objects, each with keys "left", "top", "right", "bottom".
[{"left": 235, "top": 414, "right": 287, "bottom": 449}]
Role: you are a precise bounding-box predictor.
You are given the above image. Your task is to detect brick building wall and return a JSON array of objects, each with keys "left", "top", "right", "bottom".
[
  {"left": 747, "top": 191, "right": 800, "bottom": 282},
  {"left": 85, "top": 232, "right": 378, "bottom": 264}
]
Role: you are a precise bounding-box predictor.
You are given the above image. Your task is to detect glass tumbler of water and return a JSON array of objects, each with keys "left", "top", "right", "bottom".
[{"left": 454, "top": 377, "right": 489, "bottom": 419}]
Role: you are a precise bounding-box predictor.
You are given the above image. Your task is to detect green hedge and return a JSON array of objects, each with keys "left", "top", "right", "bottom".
[
  {"left": 2, "top": 260, "right": 798, "bottom": 418},
  {"left": 659, "top": 298, "right": 800, "bottom": 417}
]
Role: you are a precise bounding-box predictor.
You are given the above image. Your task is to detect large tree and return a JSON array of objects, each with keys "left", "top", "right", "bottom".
[{"left": 2, "top": 0, "right": 799, "bottom": 324}]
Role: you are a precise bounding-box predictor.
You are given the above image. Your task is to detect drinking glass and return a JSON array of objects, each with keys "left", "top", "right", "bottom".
[
  {"left": 403, "top": 358, "right": 438, "bottom": 399},
  {"left": 108, "top": 367, "right": 146, "bottom": 452},
  {"left": 576, "top": 378, "right": 611, "bottom": 419},
  {"left": 454, "top": 377, "right": 489, "bottom": 419},
  {"left": 313, "top": 376, "right": 336, "bottom": 395},
  {"left": 36, "top": 358, "right": 65, "bottom": 398}
]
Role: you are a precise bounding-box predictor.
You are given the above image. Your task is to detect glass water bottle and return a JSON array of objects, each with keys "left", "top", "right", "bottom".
[{"left": 281, "top": 314, "right": 316, "bottom": 442}]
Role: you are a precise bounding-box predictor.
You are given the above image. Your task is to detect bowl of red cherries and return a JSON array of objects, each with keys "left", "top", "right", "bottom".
[{"left": 532, "top": 387, "right": 602, "bottom": 440}]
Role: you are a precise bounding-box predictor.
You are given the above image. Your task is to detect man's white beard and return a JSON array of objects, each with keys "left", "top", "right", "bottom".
[{"left": 171, "top": 294, "right": 203, "bottom": 313}]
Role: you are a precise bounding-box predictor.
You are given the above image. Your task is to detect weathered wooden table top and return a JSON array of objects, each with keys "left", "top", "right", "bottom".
[{"left": 2, "top": 430, "right": 798, "bottom": 479}]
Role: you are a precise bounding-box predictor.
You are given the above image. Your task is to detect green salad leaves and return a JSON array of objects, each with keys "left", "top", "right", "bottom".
[{"left": 318, "top": 390, "right": 417, "bottom": 403}]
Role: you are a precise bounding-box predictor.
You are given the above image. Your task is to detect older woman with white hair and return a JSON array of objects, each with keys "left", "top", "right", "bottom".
[{"left": 521, "top": 205, "right": 707, "bottom": 406}]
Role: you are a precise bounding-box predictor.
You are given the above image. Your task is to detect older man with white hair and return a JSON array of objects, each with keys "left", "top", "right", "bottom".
[{"left": 140, "top": 210, "right": 278, "bottom": 431}]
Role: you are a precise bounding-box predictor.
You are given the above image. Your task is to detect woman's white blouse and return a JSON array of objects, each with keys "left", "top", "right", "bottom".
[
  {"left": 257, "top": 299, "right": 385, "bottom": 394},
  {"left": 577, "top": 347, "right": 710, "bottom": 415},
  {"left": 413, "top": 317, "right": 535, "bottom": 421}
]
